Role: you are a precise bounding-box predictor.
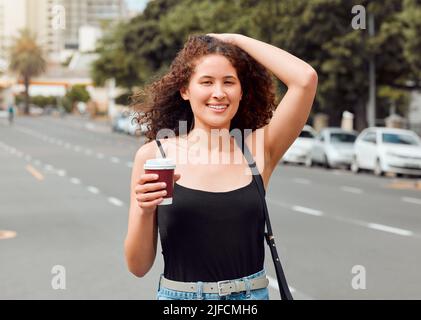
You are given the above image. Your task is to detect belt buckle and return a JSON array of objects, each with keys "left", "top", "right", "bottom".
[{"left": 217, "top": 280, "right": 231, "bottom": 296}]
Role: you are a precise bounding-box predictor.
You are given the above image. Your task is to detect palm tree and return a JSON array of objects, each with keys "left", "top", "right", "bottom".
[{"left": 9, "top": 29, "right": 46, "bottom": 114}]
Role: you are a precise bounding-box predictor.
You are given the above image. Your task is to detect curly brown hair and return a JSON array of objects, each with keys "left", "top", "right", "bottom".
[{"left": 131, "top": 34, "right": 276, "bottom": 143}]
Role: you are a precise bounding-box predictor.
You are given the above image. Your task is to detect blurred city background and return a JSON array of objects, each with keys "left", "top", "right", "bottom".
[{"left": 1, "top": 0, "right": 421, "bottom": 299}]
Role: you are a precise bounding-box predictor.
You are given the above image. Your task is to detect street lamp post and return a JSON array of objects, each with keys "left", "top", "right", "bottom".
[{"left": 367, "top": 12, "right": 376, "bottom": 127}]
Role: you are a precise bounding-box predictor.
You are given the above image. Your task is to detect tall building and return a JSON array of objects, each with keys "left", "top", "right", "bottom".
[
  {"left": 0, "top": 0, "right": 63, "bottom": 62},
  {"left": 63, "top": 0, "right": 128, "bottom": 50},
  {"left": 0, "top": 0, "right": 27, "bottom": 61},
  {"left": 0, "top": 0, "right": 128, "bottom": 62},
  {"left": 26, "top": 0, "right": 65, "bottom": 62}
]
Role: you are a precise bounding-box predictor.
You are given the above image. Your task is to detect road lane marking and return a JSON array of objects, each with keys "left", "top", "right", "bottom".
[
  {"left": 87, "top": 186, "right": 100, "bottom": 194},
  {"left": 108, "top": 197, "right": 124, "bottom": 207},
  {"left": 402, "top": 197, "right": 421, "bottom": 205},
  {"left": 26, "top": 165, "right": 44, "bottom": 181},
  {"left": 293, "top": 178, "right": 311, "bottom": 184},
  {"left": 126, "top": 161, "right": 133, "bottom": 168},
  {"left": 111, "top": 157, "right": 120, "bottom": 163},
  {"left": 13, "top": 126, "right": 135, "bottom": 167},
  {"left": 367, "top": 223, "right": 413, "bottom": 237},
  {"left": 0, "top": 230, "right": 17, "bottom": 240},
  {"left": 56, "top": 169, "right": 67, "bottom": 177},
  {"left": 70, "top": 177, "right": 81, "bottom": 185},
  {"left": 44, "top": 164, "right": 54, "bottom": 171},
  {"left": 341, "top": 186, "right": 363, "bottom": 194},
  {"left": 292, "top": 206, "right": 323, "bottom": 216},
  {"left": 386, "top": 181, "right": 421, "bottom": 190},
  {"left": 268, "top": 199, "right": 417, "bottom": 238}
]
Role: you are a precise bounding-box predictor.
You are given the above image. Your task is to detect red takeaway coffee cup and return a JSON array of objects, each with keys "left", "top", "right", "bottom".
[{"left": 144, "top": 158, "right": 176, "bottom": 205}]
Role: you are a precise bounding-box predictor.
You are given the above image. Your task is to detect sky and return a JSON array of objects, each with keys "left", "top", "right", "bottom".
[{"left": 125, "top": 0, "right": 149, "bottom": 12}]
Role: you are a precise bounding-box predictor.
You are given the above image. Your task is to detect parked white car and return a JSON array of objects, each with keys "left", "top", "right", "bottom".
[
  {"left": 281, "top": 125, "right": 316, "bottom": 164},
  {"left": 306, "top": 128, "right": 357, "bottom": 168},
  {"left": 351, "top": 127, "right": 421, "bottom": 177}
]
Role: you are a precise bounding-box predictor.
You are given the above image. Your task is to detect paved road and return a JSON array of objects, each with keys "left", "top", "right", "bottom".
[{"left": 1, "top": 115, "right": 420, "bottom": 299}]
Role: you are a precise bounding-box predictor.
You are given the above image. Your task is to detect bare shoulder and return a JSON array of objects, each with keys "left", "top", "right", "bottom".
[{"left": 134, "top": 140, "right": 160, "bottom": 165}]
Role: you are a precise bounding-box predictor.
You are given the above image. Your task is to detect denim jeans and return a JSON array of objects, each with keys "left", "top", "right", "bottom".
[{"left": 156, "top": 269, "right": 269, "bottom": 300}]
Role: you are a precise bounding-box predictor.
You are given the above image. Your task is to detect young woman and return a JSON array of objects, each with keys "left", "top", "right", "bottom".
[{"left": 125, "top": 34, "right": 317, "bottom": 300}]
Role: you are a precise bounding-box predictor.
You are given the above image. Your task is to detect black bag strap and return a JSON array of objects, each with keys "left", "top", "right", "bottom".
[{"left": 233, "top": 133, "right": 293, "bottom": 300}]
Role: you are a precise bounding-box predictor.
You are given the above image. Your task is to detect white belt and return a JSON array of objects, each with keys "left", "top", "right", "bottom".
[{"left": 160, "top": 275, "right": 269, "bottom": 296}]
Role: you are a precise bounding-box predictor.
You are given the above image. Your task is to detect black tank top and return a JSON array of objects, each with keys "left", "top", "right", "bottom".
[{"left": 156, "top": 136, "right": 266, "bottom": 282}]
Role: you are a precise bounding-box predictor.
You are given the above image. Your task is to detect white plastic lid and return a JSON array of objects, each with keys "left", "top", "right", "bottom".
[{"left": 144, "top": 158, "right": 176, "bottom": 169}]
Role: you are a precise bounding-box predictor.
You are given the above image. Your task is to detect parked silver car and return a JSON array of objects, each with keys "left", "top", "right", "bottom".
[
  {"left": 282, "top": 125, "right": 316, "bottom": 164},
  {"left": 306, "top": 128, "right": 357, "bottom": 168}
]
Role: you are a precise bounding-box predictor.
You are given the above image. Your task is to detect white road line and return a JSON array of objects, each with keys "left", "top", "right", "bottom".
[
  {"left": 293, "top": 178, "right": 311, "bottom": 185},
  {"left": 367, "top": 223, "right": 413, "bottom": 237},
  {"left": 108, "top": 197, "right": 124, "bottom": 207},
  {"left": 402, "top": 197, "right": 421, "bottom": 205},
  {"left": 87, "top": 186, "right": 100, "bottom": 194},
  {"left": 74, "top": 146, "right": 81, "bottom": 152},
  {"left": 70, "top": 177, "right": 81, "bottom": 185},
  {"left": 96, "top": 153, "right": 105, "bottom": 159},
  {"left": 34, "top": 160, "right": 41, "bottom": 166},
  {"left": 56, "top": 169, "right": 67, "bottom": 177},
  {"left": 111, "top": 157, "right": 121, "bottom": 163},
  {"left": 292, "top": 205, "right": 323, "bottom": 216},
  {"left": 44, "top": 164, "right": 54, "bottom": 171},
  {"left": 126, "top": 161, "right": 133, "bottom": 168},
  {"left": 341, "top": 186, "right": 363, "bottom": 194}
]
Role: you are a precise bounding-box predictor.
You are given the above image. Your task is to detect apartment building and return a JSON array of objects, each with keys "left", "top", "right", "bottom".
[
  {"left": 0, "top": 0, "right": 127, "bottom": 61},
  {"left": 63, "top": 0, "right": 127, "bottom": 50}
]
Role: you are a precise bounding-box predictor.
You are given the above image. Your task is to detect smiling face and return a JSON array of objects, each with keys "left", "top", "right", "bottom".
[{"left": 180, "top": 54, "right": 243, "bottom": 131}]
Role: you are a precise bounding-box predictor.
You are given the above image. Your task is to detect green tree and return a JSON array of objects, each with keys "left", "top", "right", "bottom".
[
  {"left": 9, "top": 29, "right": 47, "bottom": 114},
  {"left": 64, "top": 84, "right": 90, "bottom": 113},
  {"left": 92, "top": 0, "right": 421, "bottom": 130}
]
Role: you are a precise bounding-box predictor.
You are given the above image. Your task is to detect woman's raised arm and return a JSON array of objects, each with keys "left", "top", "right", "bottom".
[{"left": 209, "top": 33, "right": 318, "bottom": 170}]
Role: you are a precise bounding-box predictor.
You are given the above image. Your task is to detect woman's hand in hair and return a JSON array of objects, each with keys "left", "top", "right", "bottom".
[{"left": 206, "top": 33, "right": 240, "bottom": 45}]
